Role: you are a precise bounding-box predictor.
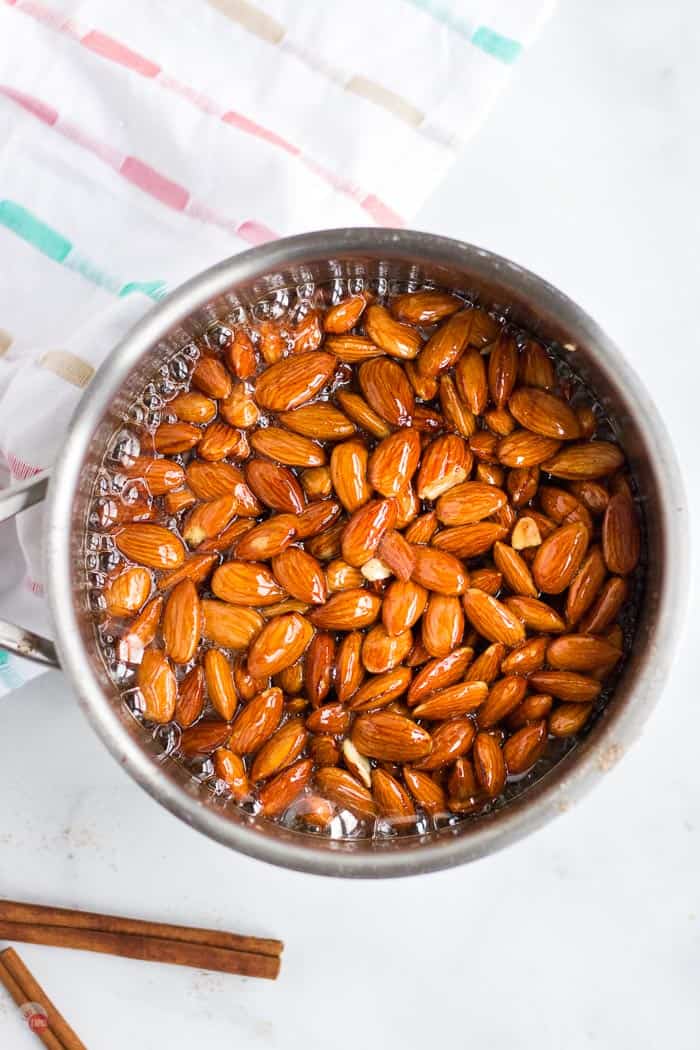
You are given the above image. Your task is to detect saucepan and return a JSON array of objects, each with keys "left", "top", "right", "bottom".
[{"left": 0, "top": 229, "right": 688, "bottom": 877}]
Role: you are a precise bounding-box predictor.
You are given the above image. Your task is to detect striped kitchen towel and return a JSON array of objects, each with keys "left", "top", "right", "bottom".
[{"left": 0, "top": 0, "right": 555, "bottom": 694}]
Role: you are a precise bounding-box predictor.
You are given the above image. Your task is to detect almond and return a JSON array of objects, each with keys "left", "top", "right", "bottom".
[
  {"left": 315, "top": 767, "right": 377, "bottom": 820},
  {"left": 304, "top": 631, "right": 335, "bottom": 706},
  {"left": 447, "top": 757, "right": 479, "bottom": 802},
  {"left": 164, "top": 487, "right": 197, "bottom": 515},
  {"left": 174, "top": 664, "right": 205, "bottom": 727},
  {"left": 235, "top": 515, "right": 297, "bottom": 560},
  {"left": 180, "top": 721, "right": 232, "bottom": 756},
  {"left": 153, "top": 422, "right": 202, "bottom": 454},
  {"left": 579, "top": 576, "right": 628, "bottom": 634},
  {"left": 465, "top": 642, "right": 506, "bottom": 684},
  {"left": 417, "top": 309, "right": 473, "bottom": 377},
  {"left": 602, "top": 492, "right": 641, "bottom": 575},
  {"left": 416, "top": 434, "right": 472, "bottom": 501},
  {"left": 169, "top": 391, "right": 217, "bottom": 424},
  {"left": 253, "top": 351, "right": 335, "bottom": 412},
  {"left": 104, "top": 566, "right": 152, "bottom": 617},
  {"left": 529, "top": 670, "right": 602, "bottom": 702},
  {"left": 362, "top": 624, "right": 413, "bottom": 674},
  {"left": 117, "top": 596, "right": 163, "bottom": 663},
  {"left": 246, "top": 612, "right": 314, "bottom": 678},
  {"left": 137, "top": 649, "right": 177, "bottom": 723},
  {"left": 341, "top": 498, "right": 397, "bottom": 566},
  {"left": 436, "top": 481, "right": 507, "bottom": 525},
  {"left": 358, "top": 358, "right": 414, "bottom": 425},
  {"left": 382, "top": 580, "right": 428, "bottom": 636},
  {"left": 324, "top": 294, "right": 367, "bottom": 333},
  {"left": 509, "top": 387, "right": 581, "bottom": 439},
  {"left": 197, "top": 519, "right": 255, "bottom": 555},
  {"left": 503, "top": 720, "right": 547, "bottom": 774},
  {"left": 405, "top": 360, "right": 438, "bottom": 400},
  {"left": 192, "top": 354, "right": 232, "bottom": 398},
  {"left": 473, "top": 732, "right": 506, "bottom": 795},
  {"left": 162, "top": 579, "right": 201, "bottom": 664},
  {"left": 364, "top": 304, "right": 422, "bottom": 359},
  {"left": 493, "top": 541, "right": 538, "bottom": 597},
  {"left": 432, "top": 522, "right": 508, "bottom": 558},
  {"left": 501, "top": 635, "right": 548, "bottom": 675},
  {"left": 348, "top": 667, "right": 412, "bottom": 711},
  {"left": 213, "top": 748, "right": 250, "bottom": 800},
  {"left": 278, "top": 403, "right": 355, "bottom": 441},
  {"left": 497, "top": 430, "right": 562, "bottom": 468},
  {"left": 394, "top": 485, "right": 419, "bottom": 528},
  {"left": 326, "top": 559, "right": 364, "bottom": 592},
  {"left": 233, "top": 659, "right": 269, "bottom": 702},
  {"left": 368, "top": 429, "right": 422, "bottom": 497},
  {"left": 439, "top": 375, "right": 476, "bottom": 437},
  {"left": 413, "top": 718, "right": 475, "bottom": 771},
  {"left": 352, "top": 710, "right": 432, "bottom": 762},
  {"left": 198, "top": 421, "right": 248, "bottom": 461},
  {"left": 301, "top": 466, "right": 332, "bottom": 499},
  {"left": 540, "top": 441, "right": 625, "bottom": 479},
  {"left": 404, "top": 511, "right": 439, "bottom": 545},
  {"left": 411, "top": 546, "right": 468, "bottom": 596},
  {"left": 203, "top": 648, "right": 238, "bottom": 720},
  {"left": 413, "top": 680, "right": 488, "bottom": 719},
  {"left": 259, "top": 758, "right": 313, "bottom": 817},
  {"left": 511, "top": 516, "right": 542, "bottom": 550},
  {"left": 224, "top": 329, "right": 258, "bottom": 379},
  {"left": 335, "top": 390, "right": 391, "bottom": 439},
  {"left": 372, "top": 768, "right": 415, "bottom": 821},
  {"left": 519, "top": 342, "right": 555, "bottom": 389},
  {"left": 211, "top": 560, "right": 286, "bottom": 606},
  {"left": 455, "top": 347, "right": 488, "bottom": 414},
  {"left": 391, "top": 290, "right": 461, "bottom": 325},
  {"left": 469, "top": 431, "right": 499, "bottom": 463},
  {"left": 422, "top": 594, "right": 464, "bottom": 657},
  {"left": 330, "top": 439, "right": 371, "bottom": 512},
  {"left": 505, "top": 595, "right": 566, "bottom": 633},
  {"left": 186, "top": 461, "right": 242, "bottom": 501},
  {"left": 377, "top": 529, "right": 416, "bottom": 581},
  {"left": 469, "top": 566, "right": 502, "bottom": 595},
  {"left": 570, "top": 480, "right": 609, "bottom": 515},
  {"left": 547, "top": 634, "right": 621, "bottom": 672},
  {"left": 507, "top": 467, "right": 540, "bottom": 508},
  {"left": 245, "top": 460, "right": 305, "bottom": 513},
  {"left": 475, "top": 461, "right": 505, "bottom": 487},
  {"left": 403, "top": 768, "right": 447, "bottom": 816},
  {"left": 228, "top": 687, "right": 284, "bottom": 754},
  {"left": 201, "top": 600, "right": 264, "bottom": 648},
  {"left": 488, "top": 331, "right": 518, "bottom": 408},
  {"left": 462, "top": 589, "right": 525, "bottom": 647},
  {"left": 296, "top": 794, "right": 335, "bottom": 828},
  {"left": 123, "top": 456, "right": 186, "bottom": 495},
  {"left": 251, "top": 718, "right": 308, "bottom": 781},
  {"left": 182, "top": 494, "right": 239, "bottom": 548},
  {"left": 271, "top": 547, "right": 327, "bottom": 604},
  {"left": 406, "top": 646, "right": 473, "bottom": 705},
  {"left": 250, "top": 427, "right": 325, "bottom": 467},
  {"left": 477, "top": 675, "right": 528, "bottom": 728},
  {"left": 292, "top": 309, "right": 323, "bottom": 353},
  {"left": 325, "top": 334, "right": 383, "bottom": 362},
  {"left": 507, "top": 692, "right": 553, "bottom": 730},
  {"left": 549, "top": 702, "right": 593, "bottom": 737},
  {"left": 115, "top": 524, "right": 185, "bottom": 569},
  {"left": 532, "top": 522, "right": 588, "bottom": 594},
  {"left": 306, "top": 702, "right": 351, "bottom": 735}
]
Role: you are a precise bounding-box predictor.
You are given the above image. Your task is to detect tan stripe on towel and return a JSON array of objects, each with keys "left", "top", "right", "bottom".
[
  {"left": 39, "top": 351, "right": 95, "bottom": 389},
  {"left": 0, "top": 328, "right": 12, "bottom": 356},
  {"left": 346, "top": 76, "right": 425, "bottom": 128},
  {"left": 206, "top": 0, "right": 285, "bottom": 44}
]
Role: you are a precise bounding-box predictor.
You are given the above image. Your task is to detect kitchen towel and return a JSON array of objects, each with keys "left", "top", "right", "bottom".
[{"left": 0, "top": 0, "right": 555, "bottom": 694}]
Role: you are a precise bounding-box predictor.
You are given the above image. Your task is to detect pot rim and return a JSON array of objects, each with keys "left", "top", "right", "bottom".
[{"left": 45, "top": 228, "right": 689, "bottom": 877}]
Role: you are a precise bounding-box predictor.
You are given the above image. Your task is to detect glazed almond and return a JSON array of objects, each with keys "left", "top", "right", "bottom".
[
  {"left": 358, "top": 357, "right": 414, "bottom": 426},
  {"left": 254, "top": 351, "right": 335, "bottom": 412}
]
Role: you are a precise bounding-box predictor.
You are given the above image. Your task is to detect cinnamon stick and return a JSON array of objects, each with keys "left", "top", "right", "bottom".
[
  {"left": 0, "top": 954, "right": 64, "bottom": 1050},
  {"left": 0, "top": 899, "right": 282, "bottom": 958},
  {"left": 0, "top": 920, "right": 280, "bottom": 980},
  {"left": 1, "top": 948, "right": 86, "bottom": 1050}
]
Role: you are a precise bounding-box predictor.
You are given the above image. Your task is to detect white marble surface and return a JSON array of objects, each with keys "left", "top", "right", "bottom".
[{"left": 2, "top": 2, "right": 699, "bottom": 1047}]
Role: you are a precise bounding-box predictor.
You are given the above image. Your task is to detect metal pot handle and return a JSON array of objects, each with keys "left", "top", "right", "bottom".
[{"left": 0, "top": 472, "right": 60, "bottom": 668}]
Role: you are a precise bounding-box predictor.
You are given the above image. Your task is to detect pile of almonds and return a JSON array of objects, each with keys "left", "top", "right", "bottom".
[{"left": 96, "top": 287, "right": 642, "bottom": 832}]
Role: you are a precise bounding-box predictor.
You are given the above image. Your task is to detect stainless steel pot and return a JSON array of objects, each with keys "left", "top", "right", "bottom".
[{"left": 0, "top": 229, "right": 688, "bottom": 877}]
